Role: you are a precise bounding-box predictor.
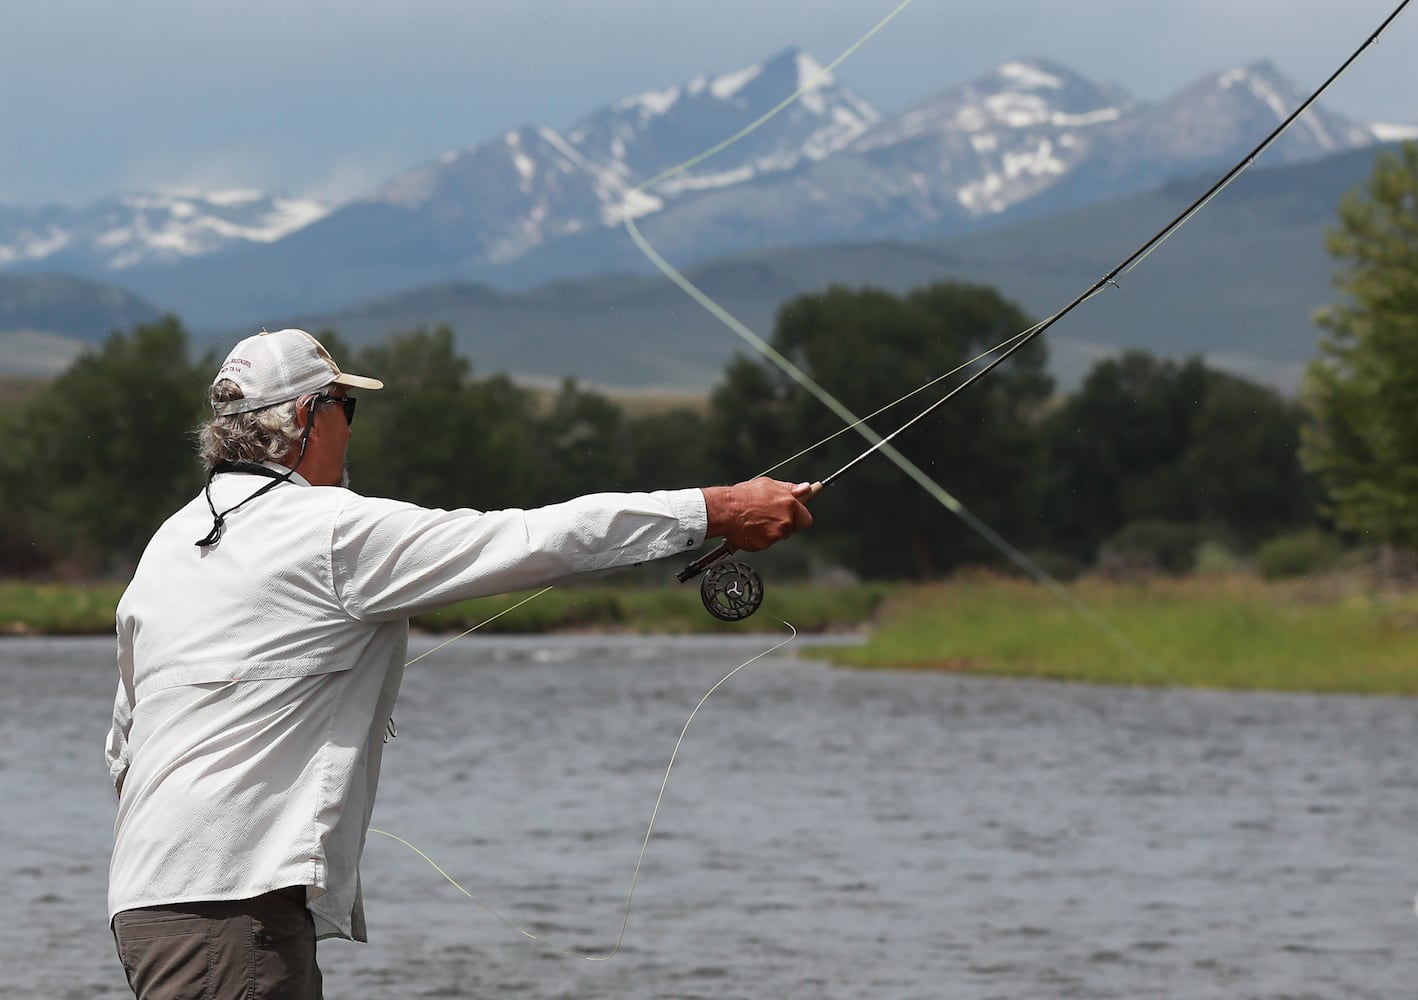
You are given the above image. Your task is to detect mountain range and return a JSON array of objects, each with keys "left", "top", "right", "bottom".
[
  {"left": 0, "top": 46, "right": 1412, "bottom": 387},
  {"left": 258, "top": 140, "right": 1402, "bottom": 394}
]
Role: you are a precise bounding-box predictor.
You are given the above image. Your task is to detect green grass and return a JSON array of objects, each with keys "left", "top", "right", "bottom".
[
  {"left": 0, "top": 578, "right": 891, "bottom": 638},
  {"left": 819, "top": 573, "right": 1418, "bottom": 695},
  {"left": 408, "top": 582, "right": 894, "bottom": 635},
  {"left": 0, "top": 581, "right": 127, "bottom": 635},
  {"left": 7, "top": 573, "right": 1418, "bottom": 696}
]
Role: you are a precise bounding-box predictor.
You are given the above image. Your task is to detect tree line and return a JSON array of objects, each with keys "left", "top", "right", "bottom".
[
  {"left": 0, "top": 304, "right": 1324, "bottom": 582},
  {"left": 2, "top": 142, "right": 1412, "bottom": 582}
]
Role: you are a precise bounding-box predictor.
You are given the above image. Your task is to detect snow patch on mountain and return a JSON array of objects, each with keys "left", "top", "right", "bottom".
[
  {"left": 0, "top": 227, "right": 70, "bottom": 267},
  {"left": 1371, "top": 121, "right": 1418, "bottom": 141},
  {"left": 711, "top": 64, "right": 763, "bottom": 100},
  {"left": 0, "top": 190, "right": 328, "bottom": 271},
  {"left": 616, "top": 85, "right": 682, "bottom": 120},
  {"left": 998, "top": 60, "right": 1064, "bottom": 90}
]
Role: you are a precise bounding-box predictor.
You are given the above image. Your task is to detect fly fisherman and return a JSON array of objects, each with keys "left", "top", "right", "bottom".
[{"left": 105, "top": 327, "right": 814, "bottom": 999}]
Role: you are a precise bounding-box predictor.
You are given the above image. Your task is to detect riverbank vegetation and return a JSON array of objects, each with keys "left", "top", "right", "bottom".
[
  {"left": 7, "top": 569, "right": 1418, "bottom": 695},
  {"left": 816, "top": 571, "right": 1418, "bottom": 695},
  {"left": 0, "top": 577, "right": 894, "bottom": 638}
]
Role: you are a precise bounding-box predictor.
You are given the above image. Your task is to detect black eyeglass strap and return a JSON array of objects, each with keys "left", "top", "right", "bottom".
[
  {"left": 195, "top": 463, "right": 294, "bottom": 547},
  {"left": 196, "top": 398, "right": 319, "bottom": 547}
]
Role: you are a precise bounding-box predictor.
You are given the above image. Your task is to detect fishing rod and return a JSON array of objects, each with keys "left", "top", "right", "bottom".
[{"left": 678, "top": 0, "right": 1414, "bottom": 622}]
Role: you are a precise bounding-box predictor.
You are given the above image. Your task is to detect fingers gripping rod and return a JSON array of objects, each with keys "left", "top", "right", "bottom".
[
  {"left": 676, "top": 481, "right": 824, "bottom": 583},
  {"left": 677, "top": 481, "right": 823, "bottom": 622}
]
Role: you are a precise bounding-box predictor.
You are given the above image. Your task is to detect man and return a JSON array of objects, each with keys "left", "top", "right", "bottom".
[{"left": 106, "top": 328, "right": 813, "bottom": 998}]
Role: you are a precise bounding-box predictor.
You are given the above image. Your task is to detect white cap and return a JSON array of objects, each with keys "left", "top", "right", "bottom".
[{"left": 211, "top": 328, "right": 383, "bottom": 416}]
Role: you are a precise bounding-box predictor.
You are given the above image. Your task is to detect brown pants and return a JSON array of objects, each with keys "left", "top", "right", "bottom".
[{"left": 112, "top": 887, "right": 322, "bottom": 1000}]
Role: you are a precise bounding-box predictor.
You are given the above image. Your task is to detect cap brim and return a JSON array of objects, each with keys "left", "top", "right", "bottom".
[{"left": 332, "top": 372, "right": 383, "bottom": 391}]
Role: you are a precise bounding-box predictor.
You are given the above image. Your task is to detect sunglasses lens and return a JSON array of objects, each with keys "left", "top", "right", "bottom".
[{"left": 319, "top": 395, "right": 356, "bottom": 425}]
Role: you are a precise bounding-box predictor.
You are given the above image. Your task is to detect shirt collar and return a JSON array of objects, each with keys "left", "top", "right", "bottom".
[{"left": 214, "top": 459, "right": 313, "bottom": 488}]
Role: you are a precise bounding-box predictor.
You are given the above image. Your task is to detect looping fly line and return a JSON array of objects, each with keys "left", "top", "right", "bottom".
[
  {"left": 372, "top": 622, "right": 798, "bottom": 960},
  {"left": 374, "top": 0, "right": 1412, "bottom": 957}
]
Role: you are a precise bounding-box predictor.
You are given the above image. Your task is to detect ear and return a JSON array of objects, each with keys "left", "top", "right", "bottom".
[{"left": 293, "top": 395, "right": 317, "bottom": 432}]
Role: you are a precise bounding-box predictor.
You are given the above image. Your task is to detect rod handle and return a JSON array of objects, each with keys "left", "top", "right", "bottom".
[{"left": 674, "top": 482, "right": 821, "bottom": 583}]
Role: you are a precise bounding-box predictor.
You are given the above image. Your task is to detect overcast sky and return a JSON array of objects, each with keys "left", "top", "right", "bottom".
[{"left": 3, "top": 0, "right": 1415, "bottom": 208}]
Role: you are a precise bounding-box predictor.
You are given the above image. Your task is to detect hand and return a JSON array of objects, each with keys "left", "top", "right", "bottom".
[{"left": 701, "top": 477, "right": 817, "bottom": 552}]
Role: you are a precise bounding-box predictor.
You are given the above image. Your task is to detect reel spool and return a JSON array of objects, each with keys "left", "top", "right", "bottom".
[{"left": 699, "top": 560, "right": 764, "bottom": 622}]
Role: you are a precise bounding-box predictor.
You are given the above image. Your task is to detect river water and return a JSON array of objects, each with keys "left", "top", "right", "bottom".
[{"left": 3, "top": 633, "right": 1416, "bottom": 999}]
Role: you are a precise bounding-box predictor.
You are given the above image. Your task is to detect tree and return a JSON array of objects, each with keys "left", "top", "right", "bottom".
[
  {"left": 1185, "top": 371, "right": 1320, "bottom": 549},
  {"left": 708, "top": 282, "right": 1052, "bottom": 579},
  {"left": 1040, "top": 352, "right": 1202, "bottom": 562},
  {"left": 0, "top": 316, "right": 208, "bottom": 572},
  {"left": 347, "top": 326, "right": 541, "bottom": 510},
  {"left": 1041, "top": 352, "right": 1321, "bottom": 566},
  {"left": 532, "top": 378, "right": 632, "bottom": 501},
  {"left": 705, "top": 354, "right": 796, "bottom": 483},
  {"left": 624, "top": 407, "right": 711, "bottom": 493},
  {"left": 1301, "top": 142, "right": 1418, "bottom": 550}
]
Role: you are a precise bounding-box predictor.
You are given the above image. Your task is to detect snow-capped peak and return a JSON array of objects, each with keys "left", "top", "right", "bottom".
[
  {"left": 1217, "top": 62, "right": 1292, "bottom": 119},
  {"left": 1174, "top": 60, "right": 1376, "bottom": 155},
  {"left": 997, "top": 60, "right": 1066, "bottom": 91},
  {"left": 613, "top": 84, "right": 684, "bottom": 121},
  {"left": 710, "top": 63, "right": 763, "bottom": 100},
  {"left": 794, "top": 51, "right": 833, "bottom": 90}
]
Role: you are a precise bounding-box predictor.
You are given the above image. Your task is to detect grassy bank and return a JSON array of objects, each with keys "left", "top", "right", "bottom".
[
  {"left": 0, "top": 581, "right": 128, "bottom": 636},
  {"left": 822, "top": 573, "right": 1418, "bottom": 695},
  {"left": 0, "top": 579, "right": 891, "bottom": 637},
  {"left": 407, "top": 582, "right": 892, "bottom": 635},
  {"left": 6, "top": 574, "right": 1417, "bottom": 695}
]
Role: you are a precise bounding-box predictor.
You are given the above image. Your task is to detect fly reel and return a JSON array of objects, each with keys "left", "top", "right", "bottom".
[
  {"left": 677, "top": 541, "right": 765, "bottom": 622},
  {"left": 698, "top": 560, "right": 764, "bottom": 622}
]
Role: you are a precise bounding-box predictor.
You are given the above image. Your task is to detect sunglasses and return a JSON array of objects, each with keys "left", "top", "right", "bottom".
[{"left": 316, "top": 393, "right": 357, "bottom": 426}]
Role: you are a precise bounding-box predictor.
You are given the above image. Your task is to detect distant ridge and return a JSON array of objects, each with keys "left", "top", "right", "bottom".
[
  {"left": 0, "top": 49, "right": 1388, "bottom": 331},
  {"left": 0, "top": 272, "right": 163, "bottom": 377},
  {"left": 0, "top": 272, "right": 160, "bottom": 338}
]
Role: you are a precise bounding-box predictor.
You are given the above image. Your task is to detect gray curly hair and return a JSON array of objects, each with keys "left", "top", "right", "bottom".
[{"left": 197, "top": 379, "right": 326, "bottom": 470}]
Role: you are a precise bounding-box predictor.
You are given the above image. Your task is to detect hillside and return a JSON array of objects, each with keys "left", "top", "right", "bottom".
[{"left": 0, "top": 273, "right": 163, "bottom": 376}]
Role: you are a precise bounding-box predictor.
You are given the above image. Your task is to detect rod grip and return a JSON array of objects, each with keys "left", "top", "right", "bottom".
[
  {"left": 676, "top": 540, "right": 735, "bottom": 583},
  {"left": 675, "top": 481, "right": 821, "bottom": 583}
]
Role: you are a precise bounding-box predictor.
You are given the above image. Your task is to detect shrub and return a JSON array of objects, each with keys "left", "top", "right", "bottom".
[
  {"left": 1097, "top": 519, "right": 1202, "bottom": 576},
  {"left": 1254, "top": 529, "right": 1344, "bottom": 580},
  {"left": 1194, "top": 539, "right": 1245, "bottom": 576}
]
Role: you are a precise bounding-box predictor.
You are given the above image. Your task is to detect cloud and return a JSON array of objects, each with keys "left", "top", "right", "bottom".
[{"left": 1, "top": 0, "right": 1413, "bottom": 206}]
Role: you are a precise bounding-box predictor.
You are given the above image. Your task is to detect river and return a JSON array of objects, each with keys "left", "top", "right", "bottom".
[{"left": 3, "top": 633, "right": 1415, "bottom": 998}]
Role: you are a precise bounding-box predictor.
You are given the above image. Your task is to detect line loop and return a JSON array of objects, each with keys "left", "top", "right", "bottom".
[{"left": 374, "top": 623, "right": 799, "bottom": 959}]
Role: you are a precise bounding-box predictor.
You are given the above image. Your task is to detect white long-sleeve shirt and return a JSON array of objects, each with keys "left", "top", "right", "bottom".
[{"left": 107, "top": 463, "right": 707, "bottom": 940}]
